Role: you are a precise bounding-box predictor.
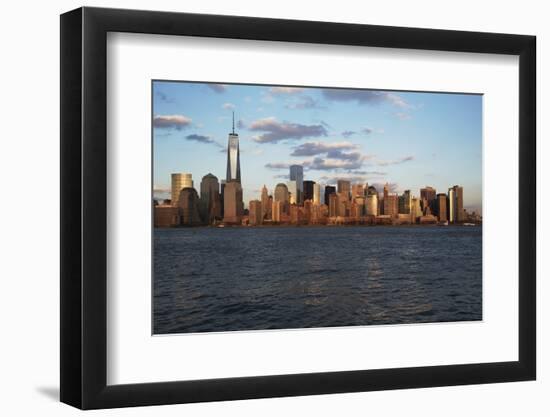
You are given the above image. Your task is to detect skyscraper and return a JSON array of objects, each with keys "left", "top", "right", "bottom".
[
  {"left": 177, "top": 187, "right": 202, "bottom": 226},
  {"left": 260, "top": 185, "right": 269, "bottom": 219},
  {"left": 352, "top": 184, "right": 365, "bottom": 198},
  {"left": 313, "top": 183, "right": 321, "bottom": 205},
  {"left": 226, "top": 112, "right": 241, "bottom": 183},
  {"left": 303, "top": 180, "right": 315, "bottom": 202},
  {"left": 289, "top": 165, "right": 304, "bottom": 204},
  {"left": 287, "top": 180, "right": 298, "bottom": 205},
  {"left": 223, "top": 181, "right": 243, "bottom": 224},
  {"left": 324, "top": 185, "right": 336, "bottom": 206},
  {"left": 448, "top": 185, "right": 464, "bottom": 223},
  {"left": 337, "top": 180, "right": 351, "bottom": 200},
  {"left": 274, "top": 183, "right": 290, "bottom": 214},
  {"left": 420, "top": 186, "right": 436, "bottom": 214},
  {"left": 437, "top": 193, "right": 448, "bottom": 222},
  {"left": 365, "top": 193, "right": 378, "bottom": 216},
  {"left": 171, "top": 173, "right": 193, "bottom": 207},
  {"left": 199, "top": 173, "right": 221, "bottom": 223},
  {"left": 398, "top": 190, "right": 412, "bottom": 214},
  {"left": 249, "top": 200, "right": 262, "bottom": 226}
]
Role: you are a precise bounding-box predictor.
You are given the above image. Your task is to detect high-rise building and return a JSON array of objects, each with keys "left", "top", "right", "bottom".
[
  {"left": 199, "top": 173, "right": 221, "bottom": 224},
  {"left": 420, "top": 186, "right": 436, "bottom": 214},
  {"left": 367, "top": 185, "right": 378, "bottom": 196},
  {"left": 171, "top": 173, "right": 193, "bottom": 207},
  {"left": 383, "top": 184, "right": 398, "bottom": 218},
  {"left": 223, "top": 181, "right": 243, "bottom": 224},
  {"left": 260, "top": 185, "right": 269, "bottom": 219},
  {"left": 287, "top": 180, "right": 298, "bottom": 205},
  {"left": 177, "top": 187, "right": 202, "bottom": 225},
  {"left": 337, "top": 180, "right": 351, "bottom": 200},
  {"left": 324, "top": 185, "right": 336, "bottom": 206},
  {"left": 274, "top": 183, "right": 289, "bottom": 214},
  {"left": 398, "top": 190, "right": 412, "bottom": 214},
  {"left": 313, "top": 183, "right": 321, "bottom": 205},
  {"left": 352, "top": 184, "right": 365, "bottom": 198},
  {"left": 289, "top": 165, "right": 304, "bottom": 204},
  {"left": 249, "top": 200, "right": 263, "bottom": 226},
  {"left": 437, "top": 193, "right": 448, "bottom": 222},
  {"left": 411, "top": 197, "right": 422, "bottom": 222},
  {"left": 448, "top": 185, "right": 464, "bottom": 223},
  {"left": 328, "top": 193, "right": 339, "bottom": 217},
  {"left": 365, "top": 194, "right": 378, "bottom": 216},
  {"left": 272, "top": 200, "right": 282, "bottom": 222},
  {"left": 303, "top": 180, "right": 315, "bottom": 202},
  {"left": 226, "top": 112, "right": 241, "bottom": 183}
]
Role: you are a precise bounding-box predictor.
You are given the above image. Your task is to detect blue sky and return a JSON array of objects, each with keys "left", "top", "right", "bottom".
[{"left": 153, "top": 81, "right": 482, "bottom": 211}]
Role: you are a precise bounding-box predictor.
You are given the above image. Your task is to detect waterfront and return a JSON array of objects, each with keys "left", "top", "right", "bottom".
[{"left": 153, "top": 225, "right": 482, "bottom": 334}]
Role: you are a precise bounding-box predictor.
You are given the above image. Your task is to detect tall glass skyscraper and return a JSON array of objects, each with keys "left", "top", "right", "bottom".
[
  {"left": 226, "top": 112, "right": 241, "bottom": 183},
  {"left": 289, "top": 165, "right": 303, "bottom": 204}
]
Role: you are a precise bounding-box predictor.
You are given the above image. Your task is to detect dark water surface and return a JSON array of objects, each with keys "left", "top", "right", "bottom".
[{"left": 153, "top": 226, "right": 482, "bottom": 334}]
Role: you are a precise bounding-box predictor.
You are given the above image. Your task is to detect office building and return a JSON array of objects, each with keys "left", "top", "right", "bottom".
[
  {"left": 420, "top": 186, "right": 436, "bottom": 214},
  {"left": 199, "top": 173, "right": 221, "bottom": 224},
  {"left": 287, "top": 180, "right": 298, "bottom": 205},
  {"left": 383, "top": 184, "right": 398, "bottom": 218},
  {"left": 352, "top": 184, "right": 365, "bottom": 198},
  {"left": 249, "top": 200, "right": 263, "bottom": 226},
  {"left": 398, "top": 190, "right": 412, "bottom": 214},
  {"left": 448, "top": 185, "right": 464, "bottom": 223},
  {"left": 303, "top": 180, "right": 315, "bottom": 202},
  {"left": 177, "top": 187, "right": 202, "bottom": 226},
  {"left": 154, "top": 205, "right": 179, "bottom": 227},
  {"left": 226, "top": 112, "right": 241, "bottom": 183},
  {"left": 272, "top": 200, "right": 282, "bottom": 222},
  {"left": 328, "top": 193, "right": 339, "bottom": 217},
  {"left": 223, "top": 181, "right": 244, "bottom": 224},
  {"left": 260, "top": 185, "right": 269, "bottom": 219},
  {"left": 337, "top": 179, "right": 351, "bottom": 200},
  {"left": 289, "top": 165, "right": 304, "bottom": 204},
  {"left": 437, "top": 193, "right": 448, "bottom": 222},
  {"left": 171, "top": 173, "right": 193, "bottom": 207},
  {"left": 313, "top": 183, "right": 321, "bottom": 205},
  {"left": 274, "top": 183, "right": 290, "bottom": 214},
  {"left": 366, "top": 193, "right": 378, "bottom": 216},
  {"left": 324, "top": 185, "right": 336, "bottom": 206}
]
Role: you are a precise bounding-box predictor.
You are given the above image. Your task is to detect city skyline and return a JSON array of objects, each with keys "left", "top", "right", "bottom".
[{"left": 153, "top": 81, "right": 482, "bottom": 212}]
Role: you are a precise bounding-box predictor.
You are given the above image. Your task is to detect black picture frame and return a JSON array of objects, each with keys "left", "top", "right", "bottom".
[{"left": 60, "top": 6, "right": 536, "bottom": 410}]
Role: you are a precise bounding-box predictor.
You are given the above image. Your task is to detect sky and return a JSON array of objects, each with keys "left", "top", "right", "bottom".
[{"left": 153, "top": 81, "right": 482, "bottom": 211}]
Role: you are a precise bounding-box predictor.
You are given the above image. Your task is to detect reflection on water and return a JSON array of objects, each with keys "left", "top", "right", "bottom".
[{"left": 153, "top": 226, "right": 482, "bottom": 334}]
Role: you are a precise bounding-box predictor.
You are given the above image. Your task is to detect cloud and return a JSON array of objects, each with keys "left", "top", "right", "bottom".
[
  {"left": 250, "top": 117, "right": 328, "bottom": 143},
  {"left": 155, "top": 91, "right": 174, "bottom": 103},
  {"left": 351, "top": 170, "right": 388, "bottom": 176},
  {"left": 265, "top": 162, "right": 291, "bottom": 170},
  {"left": 363, "top": 127, "right": 373, "bottom": 134},
  {"left": 153, "top": 115, "right": 192, "bottom": 130},
  {"left": 222, "top": 102, "right": 235, "bottom": 110},
  {"left": 342, "top": 130, "right": 356, "bottom": 138},
  {"left": 237, "top": 119, "right": 246, "bottom": 129},
  {"left": 207, "top": 84, "right": 227, "bottom": 93},
  {"left": 308, "top": 156, "right": 364, "bottom": 171},
  {"left": 376, "top": 155, "right": 414, "bottom": 166},
  {"left": 290, "top": 141, "right": 358, "bottom": 157},
  {"left": 185, "top": 134, "right": 214, "bottom": 144},
  {"left": 322, "top": 89, "right": 409, "bottom": 108},
  {"left": 285, "top": 95, "right": 325, "bottom": 110},
  {"left": 395, "top": 112, "right": 412, "bottom": 120},
  {"left": 269, "top": 86, "right": 304, "bottom": 95}
]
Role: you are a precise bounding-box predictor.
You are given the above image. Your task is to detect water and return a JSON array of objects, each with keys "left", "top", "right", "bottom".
[{"left": 153, "top": 226, "right": 482, "bottom": 334}]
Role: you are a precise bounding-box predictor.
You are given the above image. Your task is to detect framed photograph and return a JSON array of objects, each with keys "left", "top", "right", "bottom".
[{"left": 60, "top": 7, "right": 536, "bottom": 409}]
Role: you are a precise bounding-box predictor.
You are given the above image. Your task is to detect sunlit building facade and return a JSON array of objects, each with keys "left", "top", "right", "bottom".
[{"left": 171, "top": 173, "right": 193, "bottom": 207}]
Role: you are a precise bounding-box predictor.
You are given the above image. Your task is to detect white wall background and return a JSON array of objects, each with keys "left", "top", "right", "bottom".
[{"left": 0, "top": 0, "right": 546, "bottom": 415}]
